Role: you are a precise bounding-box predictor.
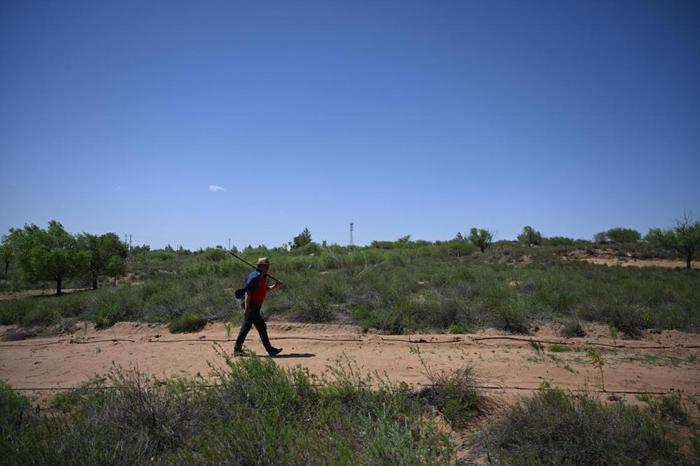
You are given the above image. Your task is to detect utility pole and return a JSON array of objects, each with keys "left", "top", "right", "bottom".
[
  {"left": 228, "top": 238, "right": 231, "bottom": 250},
  {"left": 350, "top": 222, "right": 354, "bottom": 246},
  {"left": 129, "top": 234, "right": 132, "bottom": 252}
]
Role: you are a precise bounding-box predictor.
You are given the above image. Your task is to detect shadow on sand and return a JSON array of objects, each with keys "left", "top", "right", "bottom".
[{"left": 272, "top": 353, "right": 315, "bottom": 359}]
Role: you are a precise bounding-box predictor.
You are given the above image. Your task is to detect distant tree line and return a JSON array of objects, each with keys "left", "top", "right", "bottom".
[
  {"left": 3, "top": 214, "right": 697, "bottom": 297},
  {"left": 1, "top": 221, "right": 127, "bottom": 294}
]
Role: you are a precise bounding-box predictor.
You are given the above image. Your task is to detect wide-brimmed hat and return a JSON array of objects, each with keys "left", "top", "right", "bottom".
[{"left": 256, "top": 257, "right": 270, "bottom": 265}]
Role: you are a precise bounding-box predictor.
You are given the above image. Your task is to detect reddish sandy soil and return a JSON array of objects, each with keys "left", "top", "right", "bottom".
[
  {"left": 1, "top": 322, "right": 698, "bottom": 411},
  {"left": 565, "top": 250, "right": 699, "bottom": 269}
]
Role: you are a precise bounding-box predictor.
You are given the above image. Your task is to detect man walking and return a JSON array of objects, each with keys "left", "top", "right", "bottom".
[{"left": 234, "top": 257, "right": 283, "bottom": 357}]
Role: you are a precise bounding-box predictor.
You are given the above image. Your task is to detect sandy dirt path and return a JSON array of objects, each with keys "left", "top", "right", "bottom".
[{"left": 1, "top": 322, "right": 699, "bottom": 406}]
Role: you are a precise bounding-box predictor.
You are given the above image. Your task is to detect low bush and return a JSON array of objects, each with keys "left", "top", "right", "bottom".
[
  {"left": 419, "top": 364, "right": 491, "bottom": 430},
  {"left": 0, "top": 380, "right": 32, "bottom": 434},
  {"left": 491, "top": 305, "right": 530, "bottom": 334},
  {"left": 91, "top": 303, "right": 123, "bottom": 329},
  {"left": 293, "top": 301, "right": 335, "bottom": 323},
  {"left": 637, "top": 393, "right": 689, "bottom": 425},
  {"left": 487, "top": 386, "right": 689, "bottom": 465},
  {"left": 548, "top": 344, "right": 572, "bottom": 352},
  {"left": 351, "top": 307, "right": 404, "bottom": 334},
  {"left": 448, "top": 323, "right": 471, "bottom": 334},
  {"left": 168, "top": 313, "right": 207, "bottom": 333}
]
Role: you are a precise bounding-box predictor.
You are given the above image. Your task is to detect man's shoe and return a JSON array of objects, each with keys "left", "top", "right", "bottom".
[
  {"left": 268, "top": 347, "right": 283, "bottom": 357},
  {"left": 233, "top": 347, "right": 245, "bottom": 356}
]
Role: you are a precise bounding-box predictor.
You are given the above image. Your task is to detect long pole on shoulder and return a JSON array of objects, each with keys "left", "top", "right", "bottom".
[{"left": 227, "top": 250, "right": 283, "bottom": 283}]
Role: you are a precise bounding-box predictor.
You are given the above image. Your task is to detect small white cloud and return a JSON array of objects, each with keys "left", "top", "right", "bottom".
[{"left": 209, "top": 185, "right": 225, "bottom": 192}]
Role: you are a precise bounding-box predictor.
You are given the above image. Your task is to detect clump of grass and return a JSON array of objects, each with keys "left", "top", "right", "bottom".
[
  {"left": 351, "top": 307, "right": 404, "bottom": 334},
  {"left": 487, "top": 386, "right": 688, "bottom": 465},
  {"left": 548, "top": 343, "right": 572, "bottom": 353},
  {"left": 168, "top": 313, "right": 207, "bottom": 333},
  {"left": 637, "top": 393, "right": 689, "bottom": 425},
  {"left": 292, "top": 301, "right": 335, "bottom": 323},
  {"left": 92, "top": 303, "right": 124, "bottom": 329},
  {"left": 418, "top": 359, "right": 491, "bottom": 430},
  {"left": 447, "top": 323, "right": 472, "bottom": 334}
]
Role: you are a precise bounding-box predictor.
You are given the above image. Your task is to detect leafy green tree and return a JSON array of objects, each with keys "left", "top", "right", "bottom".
[
  {"left": 646, "top": 214, "right": 700, "bottom": 269},
  {"left": 468, "top": 228, "right": 493, "bottom": 253},
  {"left": 77, "top": 233, "right": 128, "bottom": 289},
  {"left": 291, "top": 228, "right": 313, "bottom": 249},
  {"left": 517, "top": 226, "right": 543, "bottom": 247},
  {"left": 544, "top": 236, "right": 576, "bottom": 247},
  {"left": 0, "top": 239, "right": 12, "bottom": 275},
  {"left": 9, "top": 221, "right": 81, "bottom": 295},
  {"left": 605, "top": 228, "right": 641, "bottom": 243},
  {"left": 105, "top": 255, "right": 126, "bottom": 279},
  {"left": 593, "top": 232, "right": 608, "bottom": 244},
  {"left": 397, "top": 235, "right": 411, "bottom": 244}
]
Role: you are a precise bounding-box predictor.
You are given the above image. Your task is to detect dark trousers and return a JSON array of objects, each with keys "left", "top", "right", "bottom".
[{"left": 234, "top": 303, "right": 274, "bottom": 353}]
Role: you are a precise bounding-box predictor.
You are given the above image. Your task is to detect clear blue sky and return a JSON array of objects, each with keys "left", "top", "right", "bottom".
[{"left": 2, "top": 0, "right": 699, "bottom": 250}]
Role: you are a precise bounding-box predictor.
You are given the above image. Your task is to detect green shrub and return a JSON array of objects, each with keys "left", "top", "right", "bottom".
[
  {"left": 548, "top": 344, "right": 572, "bottom": 352},
  {"left": 351, "top": 307, "right": 404, "bottom": 334},
  {"left": 168, "top": 313, "right": 207, "bottom": 333},
  {"left": 637, "top": 393, "right": 689, "bottom": 425},
  {"left": 492, "top": 305, "right": 530, "bottom": 334},
  {"left": 448, "top": 324, "right": 471, "bottom": 334},
  {"left": 0, "top": 380, "right": 31, "bottom": 434},
  {"left": 487, "top": 386, "right": 687, "bottom": 465},
  {"left": 609, "top": 305, "right": 647, "bottom": 339},
  {"left": 91, "top": 302, "right": 123, "bottom": 329},
  {"left": 419, "top": 365, "right": 490, "bottom": 430},
  {"left": 293, "top": 301, "right": 334, "bottom": 323}
]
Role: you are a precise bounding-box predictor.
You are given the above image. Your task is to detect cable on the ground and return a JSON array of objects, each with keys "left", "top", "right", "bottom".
[
  {"left": 471, "top": 336, "right": 700, "bottom": 350},
  {"left": 2, "top": 335, "right": 699, "bottom": 350},
  {"left": 8, "top": 382, "right": 696, "bottom": 398}
]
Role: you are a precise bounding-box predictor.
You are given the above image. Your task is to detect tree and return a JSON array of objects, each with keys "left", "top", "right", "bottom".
[
  {"left": 291, "top": 228, "right": 313, "bottom": 249},
  {"left": 9, "top": 221, "right": 81, "bottom": 295},
  {"left": 0, "top": 239, "right": 12, "bottom": 275},
  {"left": 106, "top": 255, "right": 126, "bottom": 279},
  {"left": 605, "top": 228, "right": 641, "bottom": 243},
  {"left": 468, "top": 228, "right": 493, "bottom": 253},
  {"left": 517, "top": 226, "right": 542, "bottom": 247},
  {"left": 544, "top": 236, "right": 576, "bottom": 247},
  {"left": 593, "top": 232, "right": 608, "bottom": 244},
  {"left": 646, "top": 214, "right": 700, "bottom": 270},
  {"left": 77, "top": 233, "right": 128, "bottom": 289}
]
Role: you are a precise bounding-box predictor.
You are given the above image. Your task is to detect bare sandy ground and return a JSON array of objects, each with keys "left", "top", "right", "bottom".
[
  {"left": 1, "top": 322, "right": 698, "bottom": 409},
  {"left": 565, "top": 251, "right": 699, "bottom": 269}
]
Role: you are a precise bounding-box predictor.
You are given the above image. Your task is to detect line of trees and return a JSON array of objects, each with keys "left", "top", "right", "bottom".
[{"left": 1, "top": 221, "right": 127, "bottom": 294}]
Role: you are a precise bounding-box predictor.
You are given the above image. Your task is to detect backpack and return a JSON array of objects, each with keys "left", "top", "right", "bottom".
[{"left": 234, "top": 287, "right": 246, "bottom": 309}]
